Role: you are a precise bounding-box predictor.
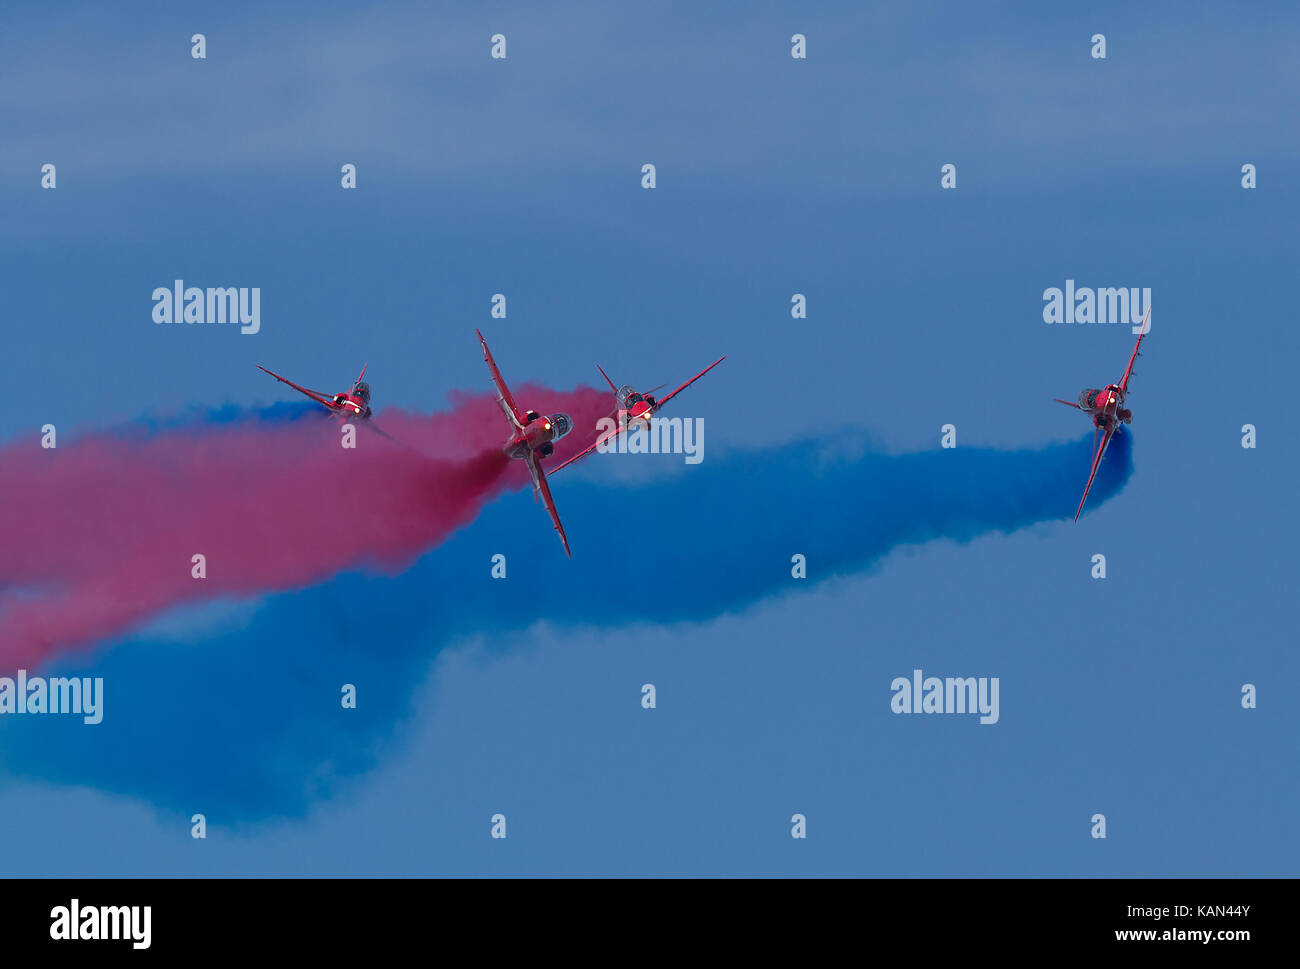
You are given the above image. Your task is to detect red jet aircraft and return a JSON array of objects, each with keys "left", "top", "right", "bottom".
[
  {"left": 258, "top": 364, "right": 400, "bottom": 442},
  {"left": 258, "top": 364, "right": 374, "bottom": 420},
  {"left": 549, "top": 355, "right": 725, "bottom": 474},
  {"left": 1055, "top": 308, "right": 1149, "bottom": 521},
  {"left": 475, "top": 329, "right": 574, "bottom": 557}
]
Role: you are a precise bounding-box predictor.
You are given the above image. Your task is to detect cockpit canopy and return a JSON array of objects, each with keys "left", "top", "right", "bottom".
[
  {"left": 353, "top": 382, "right": 371, "bottom": 401},
  {"left": 550, "top": 413, "right": 572, "bottom": 438}
]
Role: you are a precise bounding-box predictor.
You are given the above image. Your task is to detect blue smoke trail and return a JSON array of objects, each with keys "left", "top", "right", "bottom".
[
  {"left": 113, "top": 400, "right": 317, "bottom": 438},
  {"left": 0, "top": 426, "right": 1133, "bottom": 821}
]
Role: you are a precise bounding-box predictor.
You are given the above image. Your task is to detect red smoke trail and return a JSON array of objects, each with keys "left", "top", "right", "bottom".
[{"left": 0, "top": 384, "right": 611, "bottom": 671}]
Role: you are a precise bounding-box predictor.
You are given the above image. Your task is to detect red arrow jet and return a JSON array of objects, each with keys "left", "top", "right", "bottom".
[
  {"left": 258, "top": 364, "right": 373, "bottom": 420},
  {"left": 550, "top": 355, "right": 725, "bottom": 474},
  {"left": 1055, "top": 308, "right": 1149, "bottom": 521},
  {"left": 475, "top": 329, "right": 574, "bottom": 557}
]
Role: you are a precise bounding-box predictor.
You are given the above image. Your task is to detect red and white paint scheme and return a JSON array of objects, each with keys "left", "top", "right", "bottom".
[
  {"left": 258, "top": 363, "right": 373, "bottom": 420},
  {"left": 475, "top": 329, "right": 574, "bottom": 557},
  {"left": 1054, "top": 307, "right": 1150, "bottom": 521},
  {"left": 550, "top": 355, "right": 725, "bottom": 475}
]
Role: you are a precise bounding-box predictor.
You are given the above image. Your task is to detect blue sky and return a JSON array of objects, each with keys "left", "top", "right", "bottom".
[{"left": 0, "top": 0, "right": 1295, "bottom": 875}]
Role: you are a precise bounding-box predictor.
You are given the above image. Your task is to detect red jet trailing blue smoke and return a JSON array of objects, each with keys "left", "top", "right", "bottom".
[{"left": 1054, "top": 307, "right": 1149, "bottom": 520}]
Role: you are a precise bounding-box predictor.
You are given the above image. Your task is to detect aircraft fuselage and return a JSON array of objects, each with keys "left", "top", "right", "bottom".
[
  {"left": 1076, "top": 384, "right": 1131, "bottom": 430},
  {"left": 504, "top": 413, "right": 572, "bottom": 460}
]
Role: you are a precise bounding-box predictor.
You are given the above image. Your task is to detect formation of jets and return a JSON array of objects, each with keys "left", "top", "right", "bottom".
[
  {"left": 258, "top": 316, "right": 1150, "bottom": 554},
  {"left": 257, "top": 333, "right": 725, "bottom": 557},
  {"left": 472, "top": 330, "right": 724, "bottom": 556}
]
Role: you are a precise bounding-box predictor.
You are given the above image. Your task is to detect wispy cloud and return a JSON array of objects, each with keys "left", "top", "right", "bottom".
[{"left": 3, "top": 2, "right": 1294, "bottom": 185}]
